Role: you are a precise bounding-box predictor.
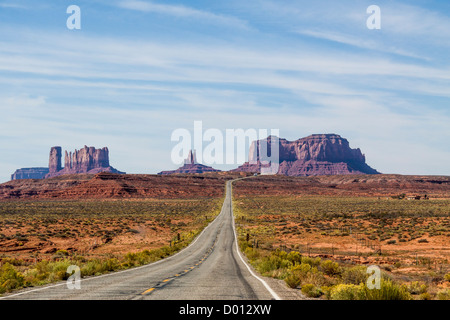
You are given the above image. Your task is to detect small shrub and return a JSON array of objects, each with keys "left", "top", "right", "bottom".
[
  {"left": 244, "top": 247, "right": 260, "bottom": 261},
  {"left": 340, "top": 266, "right": 367, "bottom": 285},
  {"left": 286, "top": 251, "right": 302, "bottom": 265},
  {"left": 0, "top": 263, "right": 25, "bottom": 293},
  {"left": 418, "top": 239, "right": 429, "bottom": 243},
  {"left": 284, "top": 273, "right": 301, "bottom": 289},
  {"left": 419, "top": 292, "right": 432, "bottom": 300},
  {"left": 321, "top": 286, "right": 332, "bottom": 300},
  {"left": 330, "top": 284, "right": 365, "bottom": 300},
  {"left": 301, "top": 256, "right": 321, "bottom": 267},
  {"left": 443, "top": 273, "right": 450, "bottom": 282},
  {"left": 301, "top": 284, "right": 323, "bottom": 298},
  {"left": 320, "top": 260, "right": 341, "bottom": 276},
  {"left": 407, "top": 281, "right": 427, "bottom": 295},
  {"left": 386, "top": 240, "right": 396, "bottom": 245},
  {"left": 437, "top": 289, "right": 450, "bottom": 300},
  {"left": 364, "top": 279, "right": 412, "bottom": 300}
]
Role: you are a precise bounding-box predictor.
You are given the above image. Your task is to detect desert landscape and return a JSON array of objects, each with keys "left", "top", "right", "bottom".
[
  {"left": 0, "top": 171, "right": 449, "bottom": 299},
  {"left": 232, "top": 175, "right": 450, "bottom": 299}
]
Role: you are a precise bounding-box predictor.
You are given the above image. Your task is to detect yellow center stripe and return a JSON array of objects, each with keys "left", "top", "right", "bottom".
[{"left": 142, "top": 288, "right": 155, "bottom": 295}]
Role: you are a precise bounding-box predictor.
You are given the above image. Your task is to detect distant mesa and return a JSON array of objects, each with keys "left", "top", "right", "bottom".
[
  {"left": 11, "top": 168, "right": 49, "bottom": 181},
  {"left": 158, "top": 150, "right": 221, "bottom": 175},
  {"left": 10, "top": 145, "right": 125, "bottom": 180},
  {"left": 233, "top": 134, "right": 380, "bottom": 176}
]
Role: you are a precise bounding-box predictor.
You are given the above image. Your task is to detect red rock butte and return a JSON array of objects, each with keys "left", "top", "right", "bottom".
[
  {"left": 45, "top": 146, "right": 125, "bottom": 178},
  {"left": 233, "top": 134, "right": 380, "bottom": 176}
]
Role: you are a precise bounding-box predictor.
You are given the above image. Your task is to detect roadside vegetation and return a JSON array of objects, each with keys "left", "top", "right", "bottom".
[
  {"left": 0, "top": 197, "right": 222, "bottom": 295},
  {"left": 234, "top": 195, "right": 450, "bottom": 300}
]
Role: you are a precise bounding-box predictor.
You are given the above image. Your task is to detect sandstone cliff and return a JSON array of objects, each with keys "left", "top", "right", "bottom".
[
  {"left": 45, "top": 146, "right": 124, "bottom": 178},
  {"left": 233, "top": 134, "right": 379, "bottom": 176}
]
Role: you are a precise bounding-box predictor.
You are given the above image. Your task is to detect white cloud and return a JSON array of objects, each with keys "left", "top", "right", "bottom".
[
  {"left": 0, "top": 2, "right": 28, "bottom": 9},
  {"left": 116, "top": 0, "right": 250, "bottom": 29}
]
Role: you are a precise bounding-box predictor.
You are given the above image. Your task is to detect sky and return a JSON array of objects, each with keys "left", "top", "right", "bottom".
[{"left": 0, "top": 0, "right": 449, "bottom": 182}]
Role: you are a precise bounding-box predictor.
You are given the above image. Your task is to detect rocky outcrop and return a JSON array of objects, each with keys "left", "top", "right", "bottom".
[
  {"left": 49, "top": 147, "right": 62, "bottom": 174},
  {"left": 233, "top": 134, "right": 379, "bottom": 176},
  {"left": 11, "top": 168, "right": 49, "bottom": 180},
  {"left": 158, "top": 150, "right": 221, "bottom": 175},
  {"left": 45, "top": 146, "right": 124, "bottom": 178}
]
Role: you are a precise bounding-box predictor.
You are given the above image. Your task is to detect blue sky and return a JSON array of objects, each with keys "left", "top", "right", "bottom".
[{"left": 0, "top": 0, "right": 449, "bottom": 182}]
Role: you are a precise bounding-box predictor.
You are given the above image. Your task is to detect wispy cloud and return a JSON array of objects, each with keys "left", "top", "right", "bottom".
[
  {"left": 296, "top": 29, "right": 430, "bottom": 61},
  {"left": 0, "top": 2, "right": 28, "bottom": 9},
  {"left": 116, "top": 0, "right": 250, "bottom": 29}
]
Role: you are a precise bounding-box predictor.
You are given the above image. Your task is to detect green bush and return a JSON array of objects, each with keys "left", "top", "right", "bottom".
[
  {"left": 286, "top": 251, "right": 302, "bottom": 265},
  {"left": 330, "top": 283, "right": 365, "bottom": 300},
  {"left": 284, "top": 273, "right": 301, "bottom": 289},
  {"left": 407, "top": 281, "right": 427, "bottom": 295},
  {"left": 320, "top": 260, "right": 341, "bottom": 276},
  {"left": 244, "top": 247, "right": 261, "bottom": 261},
  {"left": 444, "top": 273, "right": 450, "bottom": 282},
  {"left": 364, "top": 279, "right": 412, "bottom": 300},
  {"left": 419, "top": 292, "right": 432, "bottom": 300},
  {"left": 437, "top": 289, "right": 450, "bottom": 300},
  {"left": 0, "top": 263, "right": 25, "bottom": 293},
  {"left": 301, "top": 284, "right": 323, "bottom": 298},
  {"left": 340, "top": 266, "right": 367, "bottom": 285},
  {"left": 330, "top": 279, "right": 412, "bottom": 300},
  {"left": 256, "top": 252, "right": 292, "bottom": 274},
  {"left": 301, "top": 256, "right": 321, "bottom": 267}
]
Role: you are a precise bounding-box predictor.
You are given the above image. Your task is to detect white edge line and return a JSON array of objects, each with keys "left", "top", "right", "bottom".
[
  {"left": 229, "top": 181, "right": 282, "bottom": 301},
  {"left": 0, "top": 189, "right": 229, "bottom": 300}
]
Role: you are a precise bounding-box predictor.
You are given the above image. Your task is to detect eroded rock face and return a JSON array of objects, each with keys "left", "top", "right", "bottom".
[
  {"left": 45, "top": 146, "right": 124, "bottom": 178},
  {"left": 234, "top": 134, "right": 380, "bottom": 176},
  {"left": 49, "top": 147, "right": 62, "bottom": 174}
]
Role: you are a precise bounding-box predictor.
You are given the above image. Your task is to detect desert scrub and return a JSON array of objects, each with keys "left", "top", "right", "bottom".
[
  {"left": 0, "top": 263, "right": 25, "bottom": 293},
  {"left": 330, "top": 283, "right": 365, "bottom": 300},
  {"left": 340, "top": 266, "right": 368, "bottom": 285},
  {"left": 407, "top": 281, "right": 428, "bottom": 295},
  {"left": 320, "top": 260, "right": 341, "bottom": 276},
  {"left": 329, "top": 279, "right": 411, "bottom": 300},
  {"left": 284, "top": 273, "right": 301, "bottom": 289},
  {"left": 301, "top": 283, "right": 323, "bottom": 298},
  {"left": 437, "top": 289, "right": 450, "bottom": 300}
]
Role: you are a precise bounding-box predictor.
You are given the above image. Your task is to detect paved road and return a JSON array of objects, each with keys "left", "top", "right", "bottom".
[{"left": 1, "top": 180, "right": 281, "bottom": 300}]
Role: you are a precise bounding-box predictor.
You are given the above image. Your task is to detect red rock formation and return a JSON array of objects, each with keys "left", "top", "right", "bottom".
[
  {"left": 45, "top": 146, "right": 124, "bottom": 178},
  {"left": 233, "top": 134, "right": 379, "bottom": 176},
  {"left": 158, "top": 150, "right": 221, "bottom": 175},
  {"left": 11, "top": 168, "right": 49, "bottom": 180},
  {"left": 49, "top": 147, "right": 62, "bottom": 174}
]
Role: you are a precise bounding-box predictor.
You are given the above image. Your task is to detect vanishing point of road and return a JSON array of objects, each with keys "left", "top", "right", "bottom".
[{"left": 1, "top": 179, "right": 297, "bottom": 300}]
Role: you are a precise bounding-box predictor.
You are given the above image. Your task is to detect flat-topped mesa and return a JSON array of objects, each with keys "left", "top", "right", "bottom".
[
  {"left": 234, "top": 134, "right": 379, "bottom": 176},
  {"left": 45, "top": 146, "right": 124, "bottom": 178}
]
